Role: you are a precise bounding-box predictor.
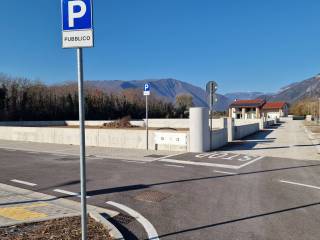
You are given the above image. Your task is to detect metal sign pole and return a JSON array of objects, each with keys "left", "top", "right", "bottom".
[
  {"left": 77, "top": 48, "right": 88, "bottom": 240},
  {"left": 210, "top": 91, "right": 213, "bottom": 150},
  {"left": 146, "top": 94, "right": 149, "bottom": 150}
]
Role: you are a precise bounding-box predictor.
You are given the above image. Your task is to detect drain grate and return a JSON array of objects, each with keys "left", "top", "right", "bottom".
[
  {"left": 112, "top": 213, "right": 136, "bottom": 225},
  {"left": 134, "top": 190, "right": 171, "bottom": 203}
]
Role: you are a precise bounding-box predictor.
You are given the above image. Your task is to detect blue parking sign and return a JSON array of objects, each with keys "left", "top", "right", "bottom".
[
  {"left": 144, "top": 83, "right": 151, "bottom": 91},
  {"left": 61, "top": 0, "right": 94, "bottom": 48},
  {"left": 62, "top": 0, "right": 93, "bottom": 30}
]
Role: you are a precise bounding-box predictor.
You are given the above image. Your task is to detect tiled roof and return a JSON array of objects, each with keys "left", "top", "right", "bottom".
[
  {"left": 229, "top": 99, "right": 266, "bottom": 108},
  {"left": 262, "top": 102, "right": 287, "bottom": 109}
]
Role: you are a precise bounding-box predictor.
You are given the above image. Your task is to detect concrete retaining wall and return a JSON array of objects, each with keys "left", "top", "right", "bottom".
[
  {"left": 0, "top": 121, "right": 65, "bottom": 127},
  {"left": 211, "top": 128, "right": 228, "bottom": 150},
  {"left": 146, "top": 119, "right": 189, "bottom": 129},
  {"left": 234, "top": 123, "right": 259, "bottom": 140},
  {"left": 0, "top": 126, "right": 188, "bottom": 152}
]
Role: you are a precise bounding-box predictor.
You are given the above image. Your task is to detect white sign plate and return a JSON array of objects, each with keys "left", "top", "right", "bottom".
[
  {"left": 61, "top": 0, "right": 94, "bottom": 48},
  {"left": 62, "top": 30, "right": 93, "bottom": 48},
  {"left": 154, "top": 133, "right": 188, "bottom": 146},
  {"left": 144, "top": 91, "right": 150, "bottom": 96}
]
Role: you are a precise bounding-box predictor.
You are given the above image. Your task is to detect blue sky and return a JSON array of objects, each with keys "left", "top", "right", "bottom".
[{"left": 1, "top": 0, "right": 320, "bottom": 94}]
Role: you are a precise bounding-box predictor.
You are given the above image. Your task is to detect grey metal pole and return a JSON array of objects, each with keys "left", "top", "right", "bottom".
[
  {"left": 209, "top": 92, "right": 213, "bottom": 150},
  {"left": 318, "top": 98, "right": 320, "bottom": 124},
  {"left": 146, "top": 95, "right": 149, "bottom": 150},
  {"left": 77, "top": 48, "right": 87, "bottom": 240}
]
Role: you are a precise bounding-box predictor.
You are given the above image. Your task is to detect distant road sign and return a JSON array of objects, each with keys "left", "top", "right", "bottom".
[
  {"left": 206, "top": 81, "right": 218, "bottom": 109},
  {"left": 144, "top": 83, "right": 151, "bottom": 96},
  {"left": 206, "top": 81, "right": 218, "bottom": 95},
  {"left": 61, "top": 0, "right": 94, "bottom": 48},
  {"left": 144, "top": 83, "right": 151, "bottom": 92}
]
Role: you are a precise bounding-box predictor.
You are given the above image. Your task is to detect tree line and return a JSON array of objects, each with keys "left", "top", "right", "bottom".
[
  {"left": 0, "top": 74, "right": 194, "bottom": 121},
  {"left": 289, "top": 98, "right": 319, "bottom": 116}
]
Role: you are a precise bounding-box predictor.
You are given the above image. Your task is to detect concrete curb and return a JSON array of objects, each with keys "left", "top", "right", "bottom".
[
  {"left": 0, "top": 183, "right": 118, "bottom": 217},
  {"left": 89, "top": 212, "right": 124, "bottom": 240},
  {"left": 304, "top": 126, "right": 320, "bottom": 155},
  {"left": 0, "top": 183, "right": 122, "bottom": 237}
]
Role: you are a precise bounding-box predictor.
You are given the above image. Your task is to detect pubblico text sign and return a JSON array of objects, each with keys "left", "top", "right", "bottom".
[{"left": 61, "top": 0, "right": 94, "bottom": 48}]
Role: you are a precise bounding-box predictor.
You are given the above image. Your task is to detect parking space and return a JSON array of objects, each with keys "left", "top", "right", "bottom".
[{"left": 157, "top": 152, "right": 264, "bottom": 169}]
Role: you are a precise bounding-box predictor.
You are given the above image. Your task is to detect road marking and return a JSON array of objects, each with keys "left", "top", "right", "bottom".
[
  {"left": 122, "top": 160, "right": 146, "bottom": 164},
  {"left": 238, "top": 156, "right": 264, "bottom": 168},
  {"left": 153, "top": 153, "right": 185, "bottom": 161},
  {"left": 106, "top": 201, "right": 159, "bottom": 240},
  {"left": 10, "top": 179, "right": 37, "bottom": 187},
  {"left": 279, "top": 180, "right": 320, "bottom": 190},
  {"left": 159, "top": 159, "right": 239, "bottom": 169},
  {"left": 164, "top": 164, "right": 185, "bottom": 168},
  {"left": 214, "top": 170, "right": 237, "bottom": 175},
  {"left": 54, "top": 189, "right": 80, "bottom": 197},
  {"left": 53, "top": 189, "right": 90, "bottom": 198}
]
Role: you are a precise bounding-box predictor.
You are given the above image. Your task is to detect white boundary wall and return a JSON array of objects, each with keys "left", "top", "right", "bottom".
[
  {"left": 0, "top": 115, "right": 274, "bottom": 153},
  {"left": 234, "top": 123, "right": 260, "bottom": 140},
  {"left": 211, "top": 128, "right": 228, "bottom": 150},
  {"left": 0, "top": 127, "right": 189, "bottom": 152}
]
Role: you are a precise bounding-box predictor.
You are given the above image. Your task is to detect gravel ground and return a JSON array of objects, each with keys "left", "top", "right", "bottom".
[{"left": 0, "top": 216, "right": 112, "bottom": 240}]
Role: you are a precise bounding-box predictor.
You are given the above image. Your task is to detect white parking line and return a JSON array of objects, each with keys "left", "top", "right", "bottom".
[
  {"left": 279, "top": 180, "right": 320, "bottom": 190},
  {"left": 159, "top": 159, "right": 239, "bottom": 169},
  {"left": 106, "top": 201, "right": 159, "bottom": 240},
  {"left": 54, "top": 189, "right": 80, "bottom": 197},
  {"left": 238, "top": 156, "right": 264, "bottom": 168},
  {"left": 164, "top": 164, "right": 185, "bottom": 168},
  {"left": 214, "top": 170, "right": 237, "bottom": 175},
  {"left": 159, "top": 155, "right": 264, "bottom": 169},
  {"left": 122, "top": 160, "right": 146, "bottom": 164},
  {"left": 10, "top": 179, "right": 37, "bottom": 187},
  {"left": 153, "top": 153, "right": 185, "bottom": 161},
  {"left": 53, "top": 189, "right": 91, "bottom": 198}
]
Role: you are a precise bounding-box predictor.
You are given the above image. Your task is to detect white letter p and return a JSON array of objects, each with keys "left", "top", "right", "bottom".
[{"left": 68, "top": 1, "right": 87, "bottom": 28}]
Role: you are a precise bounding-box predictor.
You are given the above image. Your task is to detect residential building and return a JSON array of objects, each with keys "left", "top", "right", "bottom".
[
  {"left": 229, "top": 99, "right": 289, "bottom": 119},
  {"left": 228, "top": 99, "right": 266, "bottom": 119},
  {"left": 261, "top": 102, "right": 289, "bottom": 119}
]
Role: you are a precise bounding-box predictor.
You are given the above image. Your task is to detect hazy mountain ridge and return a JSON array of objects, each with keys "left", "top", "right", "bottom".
[
  {"left": 266, "top": 74, "right": 320, "bottom": 103},
  {"left": 86, "top": 74, "right": 320, "bottom": 112},
  {"left": 224, "top": 92, "right": 266, "bottom": 101},
  {"left": 87, "top": 79, "right": 230, "bottom": 111}
]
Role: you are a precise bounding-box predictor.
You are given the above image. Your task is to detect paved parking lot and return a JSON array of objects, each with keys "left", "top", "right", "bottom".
[
  {"left": 0, "top": 146, "right": 320, "bottom": 239},
  {"left": 156, "top": 152, "right": 264, "bottom": 169},
  {"left": 222, "top": 120, "right": 319, "bottom": 161}
]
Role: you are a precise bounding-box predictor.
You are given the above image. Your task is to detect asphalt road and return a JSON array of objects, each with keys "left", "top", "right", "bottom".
[{"left": 1, "top": 148, "right": 320, "bottom": 240}]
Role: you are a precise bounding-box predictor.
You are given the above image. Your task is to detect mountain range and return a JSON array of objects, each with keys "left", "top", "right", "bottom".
[
  {"left": 86, "top": 74, "right": 320, "bottom": 111},
  {"left": 87, "top": 79, "right": 230, "bottom": 111}
]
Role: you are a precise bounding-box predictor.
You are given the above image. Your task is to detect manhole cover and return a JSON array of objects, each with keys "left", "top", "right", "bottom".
[
  {"left": 134, "top": 190, "right": 171, "bottom": 203},
  {"left": 112, "top": 213, "right": 135, "bottom": 225}
]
